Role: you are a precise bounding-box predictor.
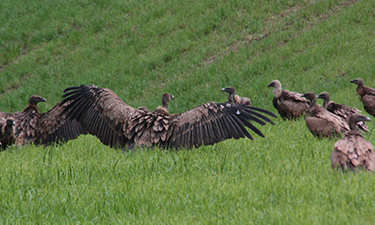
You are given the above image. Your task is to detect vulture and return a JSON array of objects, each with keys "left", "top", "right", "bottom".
[
  {"left": 221, "top": 87, "right": 251, "bottom": 106},
  {"left": 351, "top": 78, "right": 375, "bottom": 117},
  {"left": 331, "top": 114, "right": 375, "bottom": 172},
  {"left": 0, "top": 117, "right": 15, "bottom": 150},
  {"left": 302, "top": 92, "right": 349, "bottom": 138},
  {"left": 61, "top": 85, "right": 277, "bottom": 150},
  {"left": 317, "top": 91, "right": 368, "bottom": 132},
  {"left": 267, "top": 80, "right": 309, "bottom": 120},
  {"left": 0, "top": 95, "right": 87, "bottom": 146}
]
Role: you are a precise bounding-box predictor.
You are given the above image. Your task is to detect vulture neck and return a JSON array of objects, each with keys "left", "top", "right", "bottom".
[
  {"left": 161, "top": 98, "right": 169, "bottom": 113},
  {"left": 309, "top": 97, "right": 317, "bottom": 109},
  {"left": 228, "top": 92, "right": 235, "bottom": 103},
  {"left": 273, "top": 84, "right": 282, "bottom": 98},
  {"left": 23, "top": 104, "right": 39, "bottom": 113},
  {"left": 322, "top": 97, "right": 330, "bottom": 109},
  {"left": 356, "top": 81, "right": 364, "bottom": 93}
]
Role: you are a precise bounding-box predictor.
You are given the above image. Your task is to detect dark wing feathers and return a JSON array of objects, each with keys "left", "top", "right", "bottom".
[{"left": 62, "top": 85, "right": 276, "bottom": 150}]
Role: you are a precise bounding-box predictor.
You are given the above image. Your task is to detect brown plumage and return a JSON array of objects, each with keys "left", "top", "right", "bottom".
[
  {"left": 61, "top": 85, "right": 277, "bottom": 150},
  {"left": 267, "top": 80, "right": 309, "bottom": 120},
  {"left": 331, "top": 114, "right": 375, "bottom": 172},
  {"left": 302, "top": 92, "right": 350, "bottom": 138},
  {"left": 317, "top": 91, "right": 368, "bottom": 132},
  {"left": 351, "top": 78, "right": 375, "bottom": 117},
  {"left": 0, "top": 95, "right": 87, "bottom": 146},
  {"left": 0, "top": 117, "right": 15, "bottom": 150},
  {"left": 221, "top": 87, "right": 251, "bottom": 106}
]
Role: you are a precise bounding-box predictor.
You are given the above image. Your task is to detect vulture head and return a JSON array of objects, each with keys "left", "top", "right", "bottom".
[
  {"left": 267, "top": 80, "right": 282, "bottom": 97},
  {"left": 317, "top": 91, "right": 331, "bottom": 108},
  {"left": 161, "top": 92, "right": 174, "bottom": 112},
  {"left": 29, "top": 95, "right": 46, "bottom": 106},
  {"left": 302, "top": 92, "right": 317, "bottom": 107},
  {"left": 221, "top": 87, "right": 236, "bottom": 102},
  {"left": 350, "top": 78, "right": 364, "bottom": 87},
  {"left": 348, "top": 114, "right": 371, "bottom": 131}
]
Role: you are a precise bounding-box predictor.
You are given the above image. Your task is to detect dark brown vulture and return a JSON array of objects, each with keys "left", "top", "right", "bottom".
[
  {"left": 317, "top": 91, "right": 368, "bottom": 132},
  {"left": 351, "top": 78, "right": 375, "bottom": 117},
  {"left": 0, "top": 95, "right": 87, "bottom": 146},
  {"left": 302, "top": 92, "right": 349, "bottom": 138},
  {"left": 0, "top": 117, "right": 15, "bottom": 150},
  {"left": 221, "top": 87, "right": 251, "bottom": 106},
  {"left": 331, "top": 114, "right": 375, "bottom": 172},
  {"left": 267, "top": 80, "right": 309, "bottom": 120},
  {"left": 61, "top": 85, "right": 277, "bottom": 150}
]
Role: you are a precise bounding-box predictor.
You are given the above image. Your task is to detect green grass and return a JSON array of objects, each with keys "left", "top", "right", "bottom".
[{"left": 1, "top": 0, "right": 375, "bottom": 223}]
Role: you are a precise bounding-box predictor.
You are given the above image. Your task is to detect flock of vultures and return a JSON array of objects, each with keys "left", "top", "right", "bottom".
[{"left": 1, "top": 78, "right": 375, "bottom": 172}]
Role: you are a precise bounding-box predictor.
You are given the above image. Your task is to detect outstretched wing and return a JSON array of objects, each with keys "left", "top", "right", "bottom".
[
  {"left": 36, "top": 101, "right": 88, "bottom": 145},
  {"left": 165, "top": 103, "right": 276, "bottom": 149},
  {"left": 61, "top": 85, "right": 136, "bottom": 148}
]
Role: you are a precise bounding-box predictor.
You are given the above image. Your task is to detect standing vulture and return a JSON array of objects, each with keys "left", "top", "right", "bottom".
[
  {"left": 61, "top": 85, "right": 277, "bottom": 150},
  {"left": 221, "top": 87, "right": 251, "bottom": 106},
  {"left": 317, "top": 91, "right": 368, "bottom": 132},
  {"left": 267, "top": 80, "right": 309, "bottom": 120},
  {"left": 0, "top": 117, "right": 15, "bottom": 150},
  {"left": 302, "top": 92, "right": 349, "bottom": 138},
  {"left": 331, "top": 114, "right": 375, "bottom": 172},
  {"left": 350, "top": 78, "right": 375, "bottom": 117},
  {"left": 0, "top": 95, "right": 87, "bottom": 146}
]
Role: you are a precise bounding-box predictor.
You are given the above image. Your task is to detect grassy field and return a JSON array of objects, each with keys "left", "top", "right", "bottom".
[{"left": 1, "top": 0, "right": 375, "bottom": 223}]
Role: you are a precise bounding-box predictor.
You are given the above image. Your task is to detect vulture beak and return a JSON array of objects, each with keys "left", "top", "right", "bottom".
[
  {"left": 363, "top": 116, "right": 371, "bottom": 122},
  {"left": 40, "top": 97, "right": 47, "bottom": 102},
  {"left": 350, "top": 79, "right": 356, "bottom": 84},
  {"left": 12, "top": 121, "right": 16, "bottom": 126},
  {"left": 267, "top": 83, "right": 273, "bottom": 87},
  {"left": 301, "top": 94, "right": 306, "bottom": 98},
  {"left": 221, "top": 88, "right": 226, "bottom": 92},
  {"left": 171, "top": 95, "right": 175, "bottom": 100},
  {"left": 317, "top": 94, "right": 322, "bottom": 99}
]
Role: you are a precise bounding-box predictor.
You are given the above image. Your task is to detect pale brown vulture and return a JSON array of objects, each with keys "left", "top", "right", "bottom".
[
  {"left": 61, "top": 85, "right": 277, "bottom": 150},
  {"left": 221, "top": 87, "right": 251, "bottom": 106},
  {"left": 302, "top": 92, "right": 349, "bottom": 138},
  {"left": 317, "top": 91, "right": 368, "bottom": 132},
  {"left": 351, "top": 78, "right": 375, "bottom": 117},
  {"left": 0, "top": 117, "right": 15, "bottom": 150},
  {"left": 267, "top": 80, "right": 309, "bottom": 120},
  {"left": 331, "top": 114, "right": 375, "bottom": 172},
  {"left": 0, "top": 95, "right": 87, "bottom": 146}
]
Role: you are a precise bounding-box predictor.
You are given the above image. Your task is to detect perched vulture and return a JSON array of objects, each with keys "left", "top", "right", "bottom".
[
  {"left": 317, "top": 91, "right": 368, "bottom": 132},
  {"left": 302, "top": 92, "right": 349, "bottom": 138},
  {"left": 267, "top": 80, "right": 309, "bottom": 120},
  {"left": 0, "top": 95, "right": 87, "bottom": 146},
  {"left": 0, "top": 117, "right": 15, "bottom": 150},
  {"left": 221, "top": 87, "right": 251, "bottom": 106},
  {"left": 351, "top": 78, "right": 375, "bottom": 117},
  {"left": 331, "top": 114, "right": 375, "bottom": 172},
  {"left": 61, "top": 85, "right": 277, "bottom": 150}
]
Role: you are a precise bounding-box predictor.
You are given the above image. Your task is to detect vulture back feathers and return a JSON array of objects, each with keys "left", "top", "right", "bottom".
[
  {"left": 221, "top": 87, "right": 251, "bottom": 106},
  {"left": 267, "top": 80, "right": 309, "bottom": 120},
  {"left": 351, "top": 78, "right": 375, "bottom": 117},
  {"left": 331, "top": 114, "right": 375, "bottom": 172},
  {"left": 0, "top": 117, "right": 16, "bottom": 150},
  {"left": 302, "top": 92, "right": 349, "bottom": 138},
  {"left": 0, "top": 95, "right": 87, "bottom": 147},
  {"left": 61, "top": 85, "right": 277, "bottom": 150},
  {"left": 317, "top": 91, "right": 368, "bottom": 132}
]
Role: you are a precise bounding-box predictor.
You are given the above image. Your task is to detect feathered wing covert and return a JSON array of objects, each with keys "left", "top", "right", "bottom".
[{"left": 61, "top": 85, "right": 277, "bottom": 150}]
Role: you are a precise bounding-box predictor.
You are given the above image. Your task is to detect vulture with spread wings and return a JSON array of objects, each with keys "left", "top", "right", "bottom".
[
  {"left": 61, "top": 85, "right": 277, "bottom": 150},
  {"left": 0, "top": 95, "right": 87, "bottom": 146}
]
